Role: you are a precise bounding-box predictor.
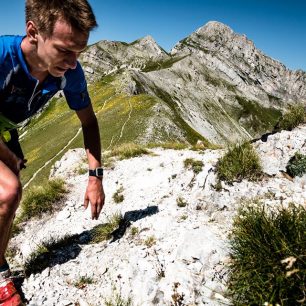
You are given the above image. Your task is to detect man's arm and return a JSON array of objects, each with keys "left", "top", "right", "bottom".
[{"left": 76, "top": 104, "right": 105, "bottom": 220}]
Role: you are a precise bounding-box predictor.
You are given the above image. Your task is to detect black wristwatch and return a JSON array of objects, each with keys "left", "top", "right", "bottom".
[{"left": 89, "top": 167, "right": 104, "bottom": 178}]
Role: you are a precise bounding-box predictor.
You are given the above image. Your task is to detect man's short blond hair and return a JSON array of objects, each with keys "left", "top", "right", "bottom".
[{"left": 25, "top": 0, "right": 98, "bottom": 36}]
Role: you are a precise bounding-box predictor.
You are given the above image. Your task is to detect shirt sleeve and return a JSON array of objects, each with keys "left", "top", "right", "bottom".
[
  {"left": 0, "top": 37, "right": 5, "bottom": 87},
  {"left": 0, "top": 36, "right": 6, "bottom": 63},
  {"left": 63, "top": 61, "right": 91, "bottom": 111}
]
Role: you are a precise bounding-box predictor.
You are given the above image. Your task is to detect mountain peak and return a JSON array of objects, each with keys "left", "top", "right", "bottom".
[
  {"left": 196, "top": 21, "right": 233, "bottom": 36},
  {"left": 132, "top": 35, "right": 167, "bottom": 57},
  {"left": 171, "top": 21, "right": 237, "bottom": 56},
  {"left": 138, "top": 35, "right": 156, "bottom": 44}
]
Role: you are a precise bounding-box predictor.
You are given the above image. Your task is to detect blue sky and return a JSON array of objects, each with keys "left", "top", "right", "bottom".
[{"left": 0, "top": 0, "right": 305, "bottom": 71}]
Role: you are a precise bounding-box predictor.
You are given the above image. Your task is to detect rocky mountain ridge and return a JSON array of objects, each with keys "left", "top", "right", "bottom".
[
  {"left": 171, "top": 21, "right": 306, "bottom": 104},
  {"left": 10, "top": 124, "right": 306, "bottom": 305},
  {"left": 79, "top": 21, "right": 306, "bottom": 145}
]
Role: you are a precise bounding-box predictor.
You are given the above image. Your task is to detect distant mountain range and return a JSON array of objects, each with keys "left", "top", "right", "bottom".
[{"left": 80, "top": 21, "right": 306, "bottom": 145}]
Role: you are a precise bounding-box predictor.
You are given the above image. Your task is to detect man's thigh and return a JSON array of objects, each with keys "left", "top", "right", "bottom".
[{"left": 0, "top": 160, "right": 21, "bottom": 202}]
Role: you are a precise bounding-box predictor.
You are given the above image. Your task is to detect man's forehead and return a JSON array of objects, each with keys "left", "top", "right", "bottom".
[{"left": 51, "top": 19, "right": 89, "bottom": 48}]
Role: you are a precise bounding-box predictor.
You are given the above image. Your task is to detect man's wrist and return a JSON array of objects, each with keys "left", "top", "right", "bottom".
[
  {"left": 89, "top": 167, "right": 103, "bottom": 178},
  {"left": 88, "top": 175, "right": 103, "bottom": 182}
]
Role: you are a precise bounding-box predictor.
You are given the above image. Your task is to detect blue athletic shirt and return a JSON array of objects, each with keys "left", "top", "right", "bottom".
[{"left": 0, "top": 35, "right": 90, "bottom": 124}]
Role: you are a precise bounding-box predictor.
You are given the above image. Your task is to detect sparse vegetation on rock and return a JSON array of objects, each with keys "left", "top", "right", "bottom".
[
  {"left": 176, "top": 197, "right": 188, "bottom": 208},
  {"left": 228, "top": 201, "right": 306, "bottom": 306},
  {"left": 144, "top": 236, "right": 156, "bottom": 248},
  {"left": 113, "top": 186, "right": 125, "bottom": 203},
  {"left": 130, "top": 226, "right": 139, "bottom": 236},
  {"left": 73, "top": 276, "right": 94, "bottom": 289},
  {"left": 276, "top": 104, "right": 305, "bottom": 131},
  {"left": 183, "top": 158, "right": 204, "bottom": 174},
  {"left": 109, "top": 143, "right": 150, "bottom": 160},
  {"left": 216, "top": 142, "right": 262, "bottom": 183},
  {"left": 90, "top": 213, "right": 123, "bottom": 243},
  {"left": 18, "top": 179, "right": 67, "bottom": 222},
  {"left": 104, "top": 286, "right": 133, "bottom": 306}
]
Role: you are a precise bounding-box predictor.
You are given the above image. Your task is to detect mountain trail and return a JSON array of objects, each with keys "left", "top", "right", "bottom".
[{"left": 24, "top": 127, "right": 82, "bottom": 189}]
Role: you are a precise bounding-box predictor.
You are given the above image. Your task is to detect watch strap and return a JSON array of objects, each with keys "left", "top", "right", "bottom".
[{"left": 89, "top": 167, "right": 104, "bottom": 177}]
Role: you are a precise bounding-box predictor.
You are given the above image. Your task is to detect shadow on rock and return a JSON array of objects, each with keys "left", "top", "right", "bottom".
[
  {"left": 24, "top": 236, "right": 82, "bottom": 277},
  {"left": 24, "top": 206, "right": 159, "bottom": 276},
  {"left": 111, "top": 205, "right": 159, "bottom": 242}
]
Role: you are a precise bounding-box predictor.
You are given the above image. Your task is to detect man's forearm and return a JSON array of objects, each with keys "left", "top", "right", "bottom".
[{"left": 81, "top": 116, "right": 102, "bottom": 169}]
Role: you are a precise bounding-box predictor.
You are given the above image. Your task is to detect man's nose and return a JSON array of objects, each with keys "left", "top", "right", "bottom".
[{"left": 65, "top": 53, "right": 78, "bottom": 69}]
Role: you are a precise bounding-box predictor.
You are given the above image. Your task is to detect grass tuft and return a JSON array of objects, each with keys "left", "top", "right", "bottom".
[
  {"left": 76, "top": 164, "right": 88, "bottom": 175},
  {"left": 109, "top": 143, "right": 150, "bottom": 160},
  {"left": 228, "top": 201, "right": 306, "bottom": 306},
  {"left": 276, "top": 104, "right": 305, "bottom": 131},
  {"left": 176, "top": 197, "right": 188, "bottom": 208},
  {"left": 73, "top": 276, "right": 94, "bottom": 289},
  {"left": 216, "top": 142, "right": 262, "bottom": 183},
  {"left": 144, "top": 236, "right": 156, "bottom": 248},
  {"left": 18, "top": 179, "right": 67, "bottom": 222},
  {"left": 104, "top": 286, "right": 133, "bottom": 306},
  {"left": 113, "top": 186, "right": 124, "bottom": 203},
  {"left": 130, "top": 226, "right": 139, "bottom": 236},
  {"left": 286, "top": 152, "right": 306, "bottom": 178},
  {"left": 90, "top": 213, "right": 123, "bottom": 243},
  {"left": 183, "top": 158, "right": 204, "bottom": 174}
]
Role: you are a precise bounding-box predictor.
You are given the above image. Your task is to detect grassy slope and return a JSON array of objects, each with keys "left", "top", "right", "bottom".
[{"left": 20, "top": 74, "right": 201, "bottom": 188}]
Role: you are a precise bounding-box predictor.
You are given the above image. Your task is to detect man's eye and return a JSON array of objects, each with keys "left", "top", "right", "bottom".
[{"left": 58, "top": 48, "right": 69, "bottom": 53}]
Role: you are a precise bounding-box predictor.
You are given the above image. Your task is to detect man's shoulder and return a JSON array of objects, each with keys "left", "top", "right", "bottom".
[
  {"left": 0, "top": 35, "right": 23, "bottom": 61},
  {"left": 0, "top": 35, "right": 23, "bottom": 49}
]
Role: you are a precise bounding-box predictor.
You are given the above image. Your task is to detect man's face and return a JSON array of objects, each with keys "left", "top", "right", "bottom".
[{"left": 36, "top": 20, "right": 89, "bottom": 77}]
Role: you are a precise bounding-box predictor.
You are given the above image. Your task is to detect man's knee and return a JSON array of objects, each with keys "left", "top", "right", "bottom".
[{"left": 0, "top": 178, "right": 22, "bottom": 216}]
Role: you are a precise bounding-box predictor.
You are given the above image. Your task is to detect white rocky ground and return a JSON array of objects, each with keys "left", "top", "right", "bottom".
[{"left": 10, "top": 125, "right": 306, "bottom": 306}]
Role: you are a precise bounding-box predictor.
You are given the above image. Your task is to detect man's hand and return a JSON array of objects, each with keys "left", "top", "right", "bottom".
[{"left": 84, "top": 177, "right": 105, "bottom": 220}]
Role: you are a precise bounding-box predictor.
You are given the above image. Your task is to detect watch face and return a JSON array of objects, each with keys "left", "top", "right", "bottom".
[{"left": 96, "top": 168, "right": 103, "bottom": 176}]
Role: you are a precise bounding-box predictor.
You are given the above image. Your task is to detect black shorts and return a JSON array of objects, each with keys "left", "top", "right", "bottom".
[{"left": 5, "top": 129, "right": 24, "bottom": 160}]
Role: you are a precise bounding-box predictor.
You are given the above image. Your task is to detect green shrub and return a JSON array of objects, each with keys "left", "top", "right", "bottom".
[
  {"left": 276, "top": 104, "right": 305, "bottom": 131},
  {"left": 18, "top": 179, "right": 67, "bottom": 222},
  {"left": 228, "top": 201, "right": 306, "bottom": 305},
  {"left": 286, "top": 152, "right": 306, "bottom": 177},
  {"left": 183, "top": 158, "right": 204, "bottom": 174},
  {"left": 109, "top": 143, "right": 150, "bottom": 160},
  {"left": 217, "top": 142, "right": 262, "bottom": 183}
]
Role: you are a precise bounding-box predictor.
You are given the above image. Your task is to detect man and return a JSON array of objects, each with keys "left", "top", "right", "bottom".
[{"left": 0, "top": 1, "right": 105, "bottom": 304}]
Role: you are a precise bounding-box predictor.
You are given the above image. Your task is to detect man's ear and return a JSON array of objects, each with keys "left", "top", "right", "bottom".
[{"left": 26, "top": 21, "right": 39, "bottom": 44}]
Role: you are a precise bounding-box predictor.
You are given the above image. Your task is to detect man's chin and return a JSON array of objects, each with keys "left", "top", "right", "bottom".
[{"left": 49, "top": 67, "right": 67, "bottom": 77}]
